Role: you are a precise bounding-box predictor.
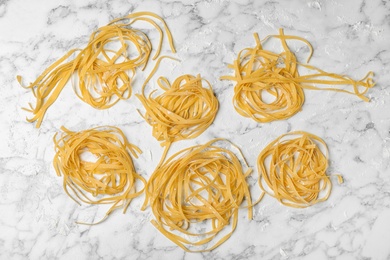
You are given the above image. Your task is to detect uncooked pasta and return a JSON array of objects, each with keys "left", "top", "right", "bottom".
[
  {"left": 221, "top": 28, "right": 375, "bottom": 123},
  {"left": 137, "top": 72, "right": 219, "bottom": 164},
  {"left": 142, "top": 139, "right": 253, "bottom": 252},
  {"left": 53, "top": 126, "right": 146, "bottom": 224},
  {"left": 18, "top": 12, "right": 176, "bottom": 128},
  {"left": 257, "top": 131, "right": 343, "bottom": 208}
]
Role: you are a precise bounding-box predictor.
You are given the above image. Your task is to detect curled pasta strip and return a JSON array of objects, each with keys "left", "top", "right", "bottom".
[
  {"left": 137, "top": 73, "right": 219, "bottom": 164},
  {"left": 143, "top": 139, "right": 253, "bottom": 252},
  {"left": 18, "top": 12, "right": 176, "bottom": 128},
  {"left": 53, "top": 126, "right": 146, "bottom": 224},
  {"left": 221, "top": 28, "right": 375, "bottom": 123},
  {"left": 257, "top": 131, "right": 343, "bottom": 208}
]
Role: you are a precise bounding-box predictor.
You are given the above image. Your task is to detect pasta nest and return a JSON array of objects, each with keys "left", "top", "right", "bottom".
[
  {"left": 257, "top": 131, "right": 342, "bottom": 208},
  {"left": 53, "top": 126, "right": 146, "bottom": 223},
  {"left": 222, "top": 28, "right": 375, "bottom": 123},
  {"left": 137, "top": 74, "right": 219, "bottom": 146},
  {"left": 19, "top": 12, "right": 176, "bottom": 128},
  {"left": 231, "top": 50, "right": 305, "bottom": 122},
  {"left": 143, "top": 139, "right": 253, "bottom": 252},
  {"left": 72, "top": 24, "right": 153, "bottom": 109}
]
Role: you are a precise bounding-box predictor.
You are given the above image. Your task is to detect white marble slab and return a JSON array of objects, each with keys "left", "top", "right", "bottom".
[{"left": 1, "top": 0, "right": 389, "bottom": 259}]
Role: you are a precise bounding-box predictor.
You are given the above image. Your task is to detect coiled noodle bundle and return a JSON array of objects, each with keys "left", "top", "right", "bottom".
[
  {"left": 18, "top": 12, "right": 176, "bottom": 128},
  {"left": 53, "top": 126, "right": 146, "bottom": 223},
  {"left": 137, "top": 74, "right": 219, "bottom": 163},
  {"left": 143, "top": 139, "right": 253, "bottom": 252},
  {"left": 222, "top": 29, "right": 375, "bottom": 123},
  {"left": 257, "top": 131, "right": 343, "bottom": 208}
]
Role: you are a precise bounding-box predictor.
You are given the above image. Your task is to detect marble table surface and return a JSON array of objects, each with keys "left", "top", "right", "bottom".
[{"left": 1, "top": 0, "right": 389, "bottom": 259}]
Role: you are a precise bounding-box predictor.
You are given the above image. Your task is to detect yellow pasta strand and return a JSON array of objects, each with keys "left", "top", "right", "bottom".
[
  {"left": 53, "top": 126, "right": 146, "bottom": 224},
  {"left": 143, "top": 139, "right": 253, "bottom": 252},
  {"left": 221, "top": 28, "right": 375, "bottom": 123},
  {"left": 18, "top": 12, "right": 176, "bottom": 128},
  {"left": 257, "top": 131, "right": 342, "bottom": 208},
  {"left": 137, "top": 73, "right": 219, "bottom": 164}
]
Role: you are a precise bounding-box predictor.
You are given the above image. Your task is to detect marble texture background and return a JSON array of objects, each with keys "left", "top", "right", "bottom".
[{"left": 1, "top": 0, "right": 389, "bottom": 259}]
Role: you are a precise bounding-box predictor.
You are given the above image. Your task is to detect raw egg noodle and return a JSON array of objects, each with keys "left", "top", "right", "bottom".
[
  {"left": 137, "top": 70, "right": 219, "bottom": 165},
  {"left": 221, "top": 28, "right": 375, "bottom": 123},
  {"left": 142, "top": 139, "right": 254, "bottom": 252},
  {"left": 257, "top": 131, "right": 343, "bottom": 208},
  {"left": 53, "top": 126, "right": 146, "bottom": 224},
  {"left": 19, "top": 16, "right": 367, "bottom": 251},
  {"left": 18, "top": 11, "right": 176, "bottom": 128}
]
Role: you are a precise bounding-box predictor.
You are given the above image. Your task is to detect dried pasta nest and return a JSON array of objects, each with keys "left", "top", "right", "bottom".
[
  {"left": 257, "top": 131, "right": 343, "bottom": 208},
  {"left": 222, "top": 29, "right": 375, "bottom": 123},
  {"left": 53, "top": 126, "right": 146, "bottom": 224},
  {"left": 137, "top": 74, "right": 219, "bottom": 146},
  {"left": 143, "top": 139, "right": 253, "bottom": 252},
  {"left": 19, "top": 12, "right": 176, "bottom": 128}
]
